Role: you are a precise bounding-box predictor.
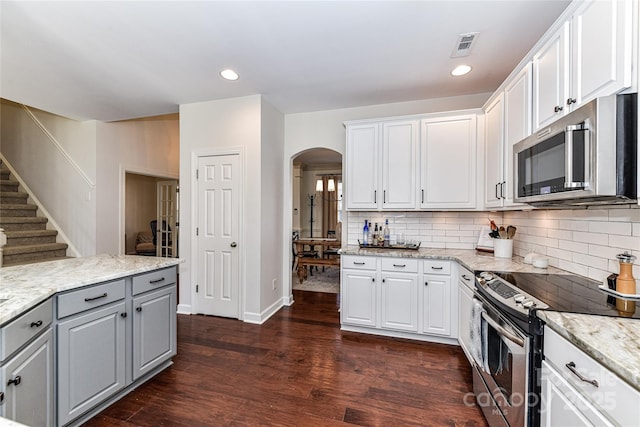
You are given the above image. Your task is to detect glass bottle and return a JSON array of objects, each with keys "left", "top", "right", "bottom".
[
  {"left": 383, "top": 219, "right": 390, "bottom": 247},
  {"left": 362, "top": 220, "right": 369, "bottom": 246}
]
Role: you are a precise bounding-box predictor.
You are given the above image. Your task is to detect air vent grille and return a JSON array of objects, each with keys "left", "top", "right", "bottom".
[{"left": 451, "top": 32, "right": 479, "bottom": 58}]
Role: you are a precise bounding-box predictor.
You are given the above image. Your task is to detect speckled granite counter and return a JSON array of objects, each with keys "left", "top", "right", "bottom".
[
  {"left": 0, "top": 254, "right": 182, "bottom": 326},
  {"left": 538, "top": 311, "right": 640, "bottom": 392},
  {"left": 339, "top": 245, "right": 568, "bottom": 274},
  {"left": 340, "top": 245, "right": 640, "bottom": 392}
]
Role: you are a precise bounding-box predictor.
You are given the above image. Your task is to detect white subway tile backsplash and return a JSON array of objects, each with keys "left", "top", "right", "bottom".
[{"left": 347, "top": 207, "right": 639, "bottom": 286}]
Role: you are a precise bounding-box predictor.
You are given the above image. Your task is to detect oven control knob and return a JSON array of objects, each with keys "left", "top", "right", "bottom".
[
  {"left": 522, "top": 300, "right": 536, "bottom": 308},
  {"left": 480, "top": 272, "right": 493, "bottom": 281},
  {"left": 514, "top": 294, "right": 526, "bottom": 303}
]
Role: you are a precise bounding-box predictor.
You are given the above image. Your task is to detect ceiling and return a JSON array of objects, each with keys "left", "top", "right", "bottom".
[{"left": 1, "top": 1, "right": 571, "bottom": 122}]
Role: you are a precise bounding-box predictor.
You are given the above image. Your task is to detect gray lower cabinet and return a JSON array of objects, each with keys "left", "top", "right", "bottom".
[
  {"left": 1, "top": 328, "right": 54, "bottom": 427},
  {"left": 132, "top": 286, "right": 176, "bottom": 380},
  {"left": 56, "top": 301, "right": 127, "bottom": 426}
]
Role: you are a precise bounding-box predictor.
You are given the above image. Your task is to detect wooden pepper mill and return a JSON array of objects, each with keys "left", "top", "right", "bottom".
[{"left": 615, "top": 252, "right": 636, "bottom": 316}]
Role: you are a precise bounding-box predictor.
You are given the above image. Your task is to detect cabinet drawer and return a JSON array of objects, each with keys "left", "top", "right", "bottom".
[
  {"left": 57, "top": 280, "right": 126, "bottom": 319},
  {"left": 341, "top": 256, "right": 376, "bottom": 270},
  {"left": 544, "top": 327, "right": 640, "bottom": 426},
  {"left": 380, "top": 258, "right": 418, "bottom": 273},
  {"left": 132, "top": 267, "right": 177, "bottom": 296},
  {"left": 423, "top": 260, "right": 451, "bottom": 275},
  {"left": 0, "top": 298, "right": 52, "bottom": 361}
]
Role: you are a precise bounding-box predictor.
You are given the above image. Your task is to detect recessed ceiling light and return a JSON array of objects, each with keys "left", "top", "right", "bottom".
[
  {"left": 451, "top": 65, "right": 472, "bottom": 76},
  {"left": 220, "top": 69, "right": 239, "bottom": 81}
]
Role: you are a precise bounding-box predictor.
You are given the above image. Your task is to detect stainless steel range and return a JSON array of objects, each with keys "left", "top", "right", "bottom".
[{"left": 471, "top": 270, "right": 639, "bottom": 427}]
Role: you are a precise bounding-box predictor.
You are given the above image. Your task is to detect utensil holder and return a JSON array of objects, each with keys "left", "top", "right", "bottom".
[{"left": 493, "top": 239, "right": 513, "bottom": 258}]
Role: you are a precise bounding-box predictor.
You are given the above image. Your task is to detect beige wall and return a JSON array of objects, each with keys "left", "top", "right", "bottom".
[{"left": 124, "top": 173, "right": 158, "bottom": 254}]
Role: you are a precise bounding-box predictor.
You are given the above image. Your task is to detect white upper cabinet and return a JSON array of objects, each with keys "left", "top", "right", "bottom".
[
  {"left": 421, "top": 114, "right": 477, "bottom": 209},
  {"left": 346, "top": 123, "right": 380, "bottom": 210},
  {"left": 345, "top": 119, "right": 417, "bottom": 211},
  {"left": 483, "top": 93, "right": 504, "bottom": 209},
  {"left": 533, "top": 0, "right": 632, "bottom": 131},
  {"left": 382, "top": 120, "right": 418, "bottom": 210},
  {"left": 503, "top": 64, "right": 532, "bottom": 207}
]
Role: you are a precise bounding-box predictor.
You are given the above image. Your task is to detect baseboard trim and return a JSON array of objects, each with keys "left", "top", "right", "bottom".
[
  {"left": 243, "top": 297, "right": 286, "bottom": 324},
  {"left": 176, "top": 303, "right": 192, "bottom": 315}
]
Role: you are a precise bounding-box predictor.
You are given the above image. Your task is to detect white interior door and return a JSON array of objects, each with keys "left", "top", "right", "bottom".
[
  {"left": 156, "top": 180, "right": 178, "bottom": 257},
  {"left": 196, "top": 154, "right": 240, "bottom": 318}
]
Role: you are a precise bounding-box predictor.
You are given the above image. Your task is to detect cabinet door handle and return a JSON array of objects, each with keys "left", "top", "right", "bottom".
[
  {"left": 383, "top": 190, "right": 386, "bottom": 203},
  {"left": 500, "top": 181, "right": 506, "bottom": 199},
  {"left": 421, "top": 189, "right": 424, "bottom": 203},
  {"left": 7, "top": 376, "right": 21, "bottom": 387},
  {"left": 566, "top": 98, "right": 577, "bottom": 106},
  {"left": 371, "top": 278, "right": 375, "bottom": 282},
  {"left": 431, "top": 266, "right": 443, "bottom": 270},
  {"left": 461, "top": 274, "right": 471, "bottom": 281},
  {"left": 495, "top": 183, "right": 500, "bottom": 199},
  {"left": 120, "top": 312, "right": 127, "bottom": 318},
  {"left": 136, "top": 307, "right": 142, "bottom": 312},
  {"left": 84, "top": 293, "right": 107, "bottom": 302},
  {"left": 554, "top": 105, "right": 564, "bottom": 113},
  {"left": 393, "top": 264, "right": 406, "bottom": 268},
  {"left": 565, "top": 362, "right": 599, "bottom": 387},
  {"left": 382, "top": 278, "right": 386, "bottom": 283},
  {"left": 353, "top": 262, "right": 365, "bottom": 265},
  {"left": 149, "top": 277, "right": 165, "bottom": 284},
  {"left": 425, "top": 281, "right": 428, "bottom": 286},
  {"left": 30, "top": 320, "right": 43, "bottom": 328},
  {"left": 0, "top": 391, "right": 4, "bottom": 402},
  {"left": 374, "top": 190, "right": 377, "bottom": 203}
]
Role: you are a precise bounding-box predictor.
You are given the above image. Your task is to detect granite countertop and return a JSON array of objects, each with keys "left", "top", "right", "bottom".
[
  {"left": 339, "top": 245, "right": 569, "bottom": 274},
  {"left": 538, "top": 311, "right": 640, "bottom": 392},
  {"left": 340, "top": 245, "right": 640, "bottom": 393},
  {"left": 0, "top": 254, "right": 182, "bottom": 326}
]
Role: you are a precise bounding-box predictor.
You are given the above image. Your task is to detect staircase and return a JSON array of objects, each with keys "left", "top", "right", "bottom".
[{"left": 0, "top": 161, "right": 68, "bottom": 266}]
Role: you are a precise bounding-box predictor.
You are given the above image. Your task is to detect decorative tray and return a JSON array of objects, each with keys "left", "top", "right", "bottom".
[{"left": 357, "top": 240, "right": 421, "bottom": 250}]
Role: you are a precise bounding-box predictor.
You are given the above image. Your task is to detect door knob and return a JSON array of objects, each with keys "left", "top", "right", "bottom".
[{"left": 230, "top": 242, "right": 237, "bottom": 248}]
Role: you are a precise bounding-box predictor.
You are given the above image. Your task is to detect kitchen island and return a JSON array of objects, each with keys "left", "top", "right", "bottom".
[{"left": 0, "top": 254, "right": 182, "bottom": 427}]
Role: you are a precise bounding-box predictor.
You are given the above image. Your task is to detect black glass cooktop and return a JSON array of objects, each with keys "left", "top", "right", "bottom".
[{"left": 492, "top": 272, "right": 640, "bottom": 320}]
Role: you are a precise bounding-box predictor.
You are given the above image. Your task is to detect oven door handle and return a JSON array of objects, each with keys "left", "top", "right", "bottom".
[{"left": 481, "top": 311, "right": 525, "bottom": 347}]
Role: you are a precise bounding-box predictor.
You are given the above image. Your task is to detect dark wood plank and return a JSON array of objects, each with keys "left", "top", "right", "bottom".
[{"left": 85, "top": 290, "right": 488, "bottom": 426}]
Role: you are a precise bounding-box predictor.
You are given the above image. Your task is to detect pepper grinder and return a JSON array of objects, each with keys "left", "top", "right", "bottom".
[
  {"left": 616, "top": 252, "right": 637, "bottom": 295},
  {"left": 615, "top": 252, "right": 636, "bottom": 317}
]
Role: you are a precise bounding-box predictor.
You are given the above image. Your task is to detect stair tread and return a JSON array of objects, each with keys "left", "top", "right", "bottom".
[
  {"left": 0, "top": 204, "right": 37, "bottom": 210},
  {"left": 2, "top": 256, "right": 73, "bottom": 267},
  {"left": 4, "top": 230, "right": 58, "bottom": 237},
  {"left": 3, "top": 242, "right": 68, "bottom": 255},
  {"left": 0, "top": 216, "right": 48, "bottom": 223},
  {"left": 0, "top": 191, "right": 28, "bottom": 197}
]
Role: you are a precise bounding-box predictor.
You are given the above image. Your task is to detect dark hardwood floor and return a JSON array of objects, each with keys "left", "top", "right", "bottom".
[{"left": 86, "top": 290, "right": 487, "bottom": 426}]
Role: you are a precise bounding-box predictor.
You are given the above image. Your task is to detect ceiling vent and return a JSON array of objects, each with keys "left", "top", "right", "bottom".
[{"left": 451, "top": 32, "right": 479, "bottom": 58}]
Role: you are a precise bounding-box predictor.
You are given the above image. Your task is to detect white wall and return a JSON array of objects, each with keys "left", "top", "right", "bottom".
[
  {"left": 1, "top": 99, "right": 97, "bottom": 256},
  {"left": 260, "top": 98, "right": 285, "bottom": 312},
  {"left": 179, "top": 95, "right": 262, "bottom": 318},
  {"left": 96, "top": 114, "right": 179, "bottom": 255}
]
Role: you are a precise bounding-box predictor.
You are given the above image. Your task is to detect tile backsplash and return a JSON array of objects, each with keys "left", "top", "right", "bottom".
[{"left": 347, "top": 206, "right": 640, "bottom": 286}]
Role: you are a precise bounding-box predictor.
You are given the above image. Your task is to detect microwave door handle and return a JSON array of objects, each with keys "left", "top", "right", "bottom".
[
  {"left": 564, "top": 124, "right": 585, "bottom": 189},
  {"left": 481, "top": 311, "right": 525, "bottom": 347}
]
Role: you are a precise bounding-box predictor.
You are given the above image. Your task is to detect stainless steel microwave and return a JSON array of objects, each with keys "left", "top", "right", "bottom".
[{"left": 514, "top": 94, "right": 637, "bottom": 207}]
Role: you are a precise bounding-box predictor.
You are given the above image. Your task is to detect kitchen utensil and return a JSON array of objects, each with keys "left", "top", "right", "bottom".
[
  {"left": 507, "top": 225, "right": 516, "bottom": 239},
  {"left": 489, "top": 219, "right": 498, "bottom": 231},
  {"left": 498, "top": 228, "right": 507, "bottom": 239}
]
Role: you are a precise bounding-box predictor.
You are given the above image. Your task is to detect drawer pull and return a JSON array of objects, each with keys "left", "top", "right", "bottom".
[
  {"left": 461, "top": 274, "right": 471, "bottom": 281},
  {"left": 7, "top": 376, "right": 21, "bottom": 386},
  {"left": 84, "top": 293, "right": 108, "bottom": 302},
  {"left": 431, "top": 266, "right": 443, "bottom": 270},
  {"left": 565, "top": 362, "right": 599, "bottom": 388},
  {"left": 393, "top": 264, "right": 406, "bottom": 268},
  {"left": 149, "top": 277, "right": 165, "bottom": 284},
  {"left": 353, "top": 262, "right": 366, "bottom": 265},
  {"left": 0, "top": 391, "right": 4, "bottom": 402},
  {"left": 30, "top": 320, "right": 43, "bottom": 328}
]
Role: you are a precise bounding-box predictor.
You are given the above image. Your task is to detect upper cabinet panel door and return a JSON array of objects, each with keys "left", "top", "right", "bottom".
[
  {"left": 382, "top": 120, "right": 418, "bottom": 210},
  {"left": 346, "top": 123, "right": 380, "bottom": 210},
  {"left": 571, "top": 0, "right": 632, "bottom": 105},
  {"left": 421, "top": 115, "right": 477, "bottom": 209},
  {"left": 483, "top": 94, "right": 504, "bottom": 209},
  {"left": 533, "top": 22, "right": 569, "bottom": 130},
  {"left": 503, "top": 63, "right": 532, "bottom": 207}
]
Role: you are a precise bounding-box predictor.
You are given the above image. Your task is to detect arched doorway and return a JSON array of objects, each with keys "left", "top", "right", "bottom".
[{"left": 290, "top": 148, "right": 343, "bottom": 293}]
